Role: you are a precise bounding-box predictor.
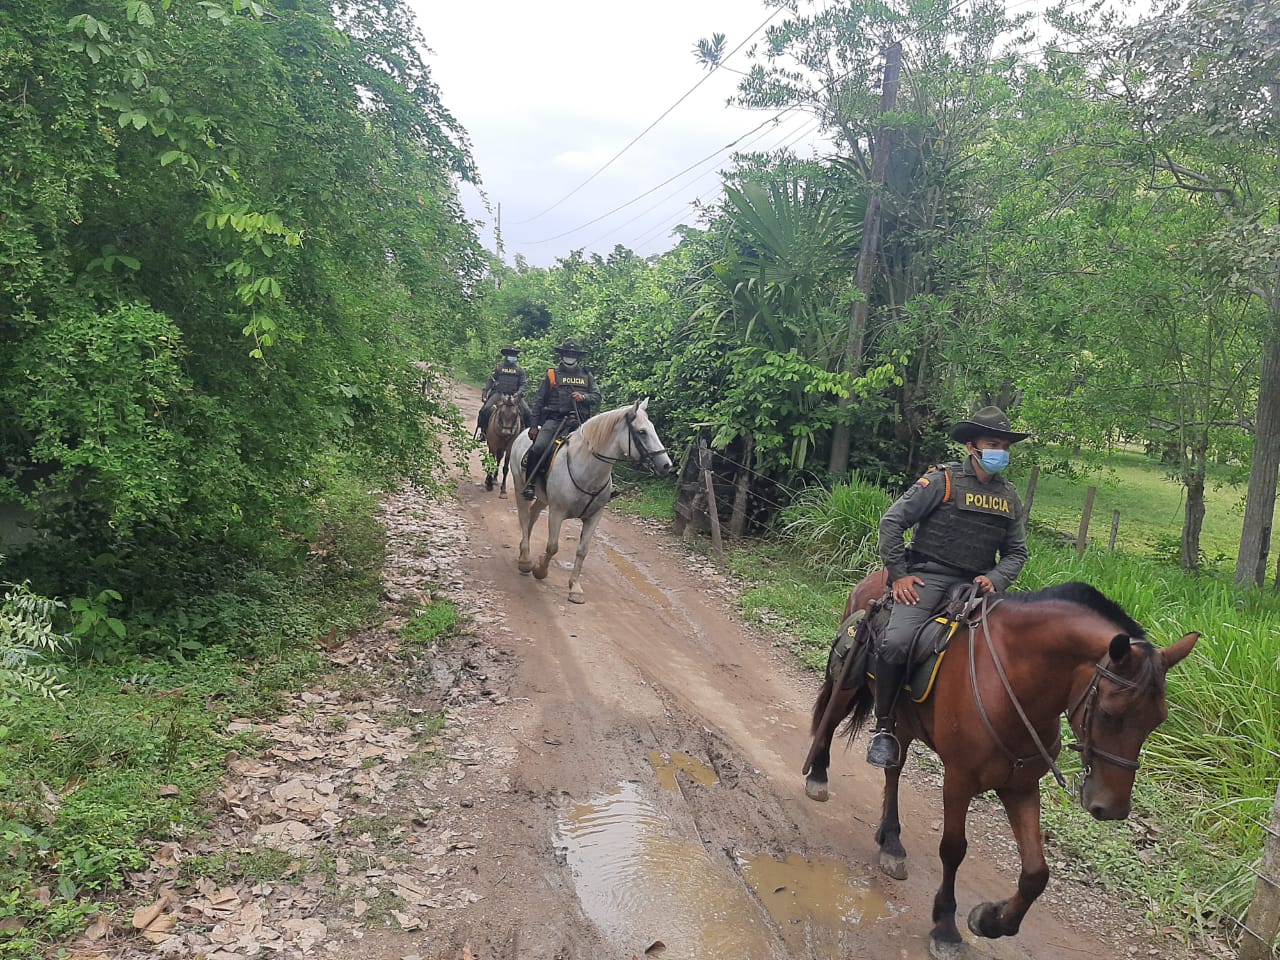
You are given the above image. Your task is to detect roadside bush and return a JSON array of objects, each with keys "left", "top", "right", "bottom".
[{"left": 777, "top": 475, "right": 894, "bottom": 577}]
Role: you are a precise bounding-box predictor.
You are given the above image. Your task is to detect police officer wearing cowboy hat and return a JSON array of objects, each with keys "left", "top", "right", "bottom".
[
  {"left": 478, "top": 346, "right": 532, "bottom": 432},
  {"left": 521, "top": 338, "right": 601, "bottom": 501},
  {"left": 866, "top": 405, "right": 1031, "bottom": 768}
]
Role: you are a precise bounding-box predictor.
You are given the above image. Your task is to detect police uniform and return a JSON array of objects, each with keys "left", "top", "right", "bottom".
[
  {"left": 865, "top": 404, "right": 1031, "bottom": 768},
  {"left": 479, "top": 353, "right": 531, "bottom": 430},
  {"left": 878, "top": 457, "right": 1027, "bottom": 665},
  {"left": 522, "top": 342, "right": 600, "bottom": 497}
]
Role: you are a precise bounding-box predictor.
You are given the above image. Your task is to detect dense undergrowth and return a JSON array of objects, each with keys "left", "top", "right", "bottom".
[{"left": 0, "top": 476, "right": 389, "bottom": 956}]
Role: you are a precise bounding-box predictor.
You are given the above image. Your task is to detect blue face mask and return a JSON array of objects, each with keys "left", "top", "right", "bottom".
[
  {"left": 505, "top": 355, "right": 517, "bottom": 364},
  {"left": 976, "top": 448, "right": 1010, "bottom": 474}
]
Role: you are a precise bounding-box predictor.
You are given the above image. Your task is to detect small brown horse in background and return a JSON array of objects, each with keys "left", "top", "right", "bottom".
[
  {"left": 804, "top": 570, "right": 1198, "bottom": 959},
  {"left": 484, "top": 393, "right": 522, "bottom": 497}
]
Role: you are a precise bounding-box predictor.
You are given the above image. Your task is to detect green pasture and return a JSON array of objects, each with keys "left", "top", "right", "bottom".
[{"left": 1011, "top": 446, "right": 1259, "bottom": 570}]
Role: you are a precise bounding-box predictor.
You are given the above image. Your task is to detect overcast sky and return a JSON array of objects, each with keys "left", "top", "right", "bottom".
[{"left": 408, "top": 0, "right": 820, "bottom": 268}]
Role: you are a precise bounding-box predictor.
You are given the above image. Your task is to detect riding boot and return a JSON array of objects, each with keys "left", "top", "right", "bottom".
[{"left": 866, "top": 659, "right": 909, "bottom": 768}]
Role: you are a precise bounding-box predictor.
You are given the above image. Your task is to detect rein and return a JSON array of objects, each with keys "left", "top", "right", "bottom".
[
  {"left": 968, "top": 594, "right": 1068, "bottom": 788},
  {"left": 969, "top": 598, "right": 1143, "bottom": 796}
]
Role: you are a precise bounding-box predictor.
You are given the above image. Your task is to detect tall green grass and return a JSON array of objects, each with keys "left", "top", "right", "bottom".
[{"left": 755, "top": 477, "right": 1280, "bottom": 950}]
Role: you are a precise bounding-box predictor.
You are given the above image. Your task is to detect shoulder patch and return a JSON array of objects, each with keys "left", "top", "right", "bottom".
[{"left": 914, "top": 476, "right": 931, "bottom": 488}]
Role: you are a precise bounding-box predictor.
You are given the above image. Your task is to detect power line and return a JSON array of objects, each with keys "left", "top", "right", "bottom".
[{"left": 512, "top": 5, "right": 787, "bottom": 227}]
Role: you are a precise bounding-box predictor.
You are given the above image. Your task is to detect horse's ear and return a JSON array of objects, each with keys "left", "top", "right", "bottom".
[
  {"left": 631, "top": 398, "right": 642, "bottom": 413},
  {"left": 1109, "top": 634, "right": 1131, "bottom": 662},
  {"left": 640, "top": 397, "right": 649, "bottom": 411},
  {"left": 1161, "top": 632, "right": 1199, "bottom": 670}
]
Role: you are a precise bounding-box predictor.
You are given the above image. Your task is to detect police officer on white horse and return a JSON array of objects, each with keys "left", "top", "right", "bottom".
[
  {"left": 522, "top": 338, "right": 600, "bottom": 501},
  {"left": 866, "top": 405, "right": 1032, "bottom": 768}
]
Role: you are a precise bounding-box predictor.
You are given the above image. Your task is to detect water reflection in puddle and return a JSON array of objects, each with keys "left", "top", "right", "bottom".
[
  {"left": 647, "top": 749, "right": 719, "bottom": 791},
  {"left": 557, "top": 783, "right": 775, "bottom": 958},
  {"left": 556, "top": 782, "right": 890, "bottom": 959},
  {"left": 740, "top": 851, "right": 893, "bottom": 955}
]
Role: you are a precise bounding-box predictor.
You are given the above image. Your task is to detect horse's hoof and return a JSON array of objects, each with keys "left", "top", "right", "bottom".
[
  {"left": 967, "top": 902, "right": 1014, "bottom": 939},
  {"left": 485, "top": 479, "right": 494, "bottom": 491},
  {"left": 568, "top": 593, "right": 585, "bottom": 605},
  {"left": 532, "top": 566, "right": 549, "bottom": 581},
  {"left": 499, "top": 491, "right": 507, "bottom": 499},
  {"left": 879, "top": 851, "right": 908, "bottom": 881},
  {"left": 804, "top": 777, "right": 828, "bottom": 802},
  {"left": 928, "top": 937, "right": 966, "bottom": 960}
]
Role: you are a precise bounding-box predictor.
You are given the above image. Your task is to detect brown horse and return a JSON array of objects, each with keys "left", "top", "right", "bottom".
[
  {"left": 484, "top": 393, "right": 523, "bottom": 497},
  {"left": 803, "top": 570, "right": 1198, "bottom": 959}
]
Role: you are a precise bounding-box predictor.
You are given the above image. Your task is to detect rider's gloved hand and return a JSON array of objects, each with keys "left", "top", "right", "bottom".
[
  {"left": 528, "top": 426, "right": 539, "bottom": 440},
  {"left": 571, "top": 392, "right": 585, "bottom": 402}
]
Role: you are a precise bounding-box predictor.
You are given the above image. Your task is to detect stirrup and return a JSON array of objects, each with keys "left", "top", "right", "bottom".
[
  {"left": 521, "top": 483, "right": 536, "bottom": 501},
  {"left": 866, "top": 727, "right": 901, "bottom": 768}
]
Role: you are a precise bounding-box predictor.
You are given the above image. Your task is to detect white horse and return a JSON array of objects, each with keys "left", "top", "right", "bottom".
[{"left": 510, "top": 399, "right": 673, "bottom": 603}]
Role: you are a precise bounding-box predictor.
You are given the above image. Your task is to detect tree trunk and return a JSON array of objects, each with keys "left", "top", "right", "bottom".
[
  {"left": 1236, "top": 328, "right": 1280, "bottom": 588},
  {"left": 1181, "top": 465, "right": 1205, "bottom": 573},
  {"left": 828, "top": 41, "right": 902, "bottom": 475}
]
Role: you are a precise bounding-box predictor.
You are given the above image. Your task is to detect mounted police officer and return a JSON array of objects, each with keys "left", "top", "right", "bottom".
[
  {"left": 866, "top": 405, "right": 1032, "bottom": 768},
  {"left": 521, "top": 338, "right": 600, "bottom": 501},
  {"left": 478, "top": 346, "right": 532, "bottom": 433}
]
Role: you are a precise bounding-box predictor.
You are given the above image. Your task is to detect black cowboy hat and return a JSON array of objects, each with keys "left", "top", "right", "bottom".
[
  {"left": 949, "top": 405, "right": 1032, "bottom": 444},
  {"left": 498, "top": 346, "right": 520, "bottom": 355},
  {"left": 555, "top": 337, "right": 585, "bottom": 356}
]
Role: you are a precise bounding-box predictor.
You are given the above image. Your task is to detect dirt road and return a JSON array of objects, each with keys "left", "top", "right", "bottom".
[
  {"left": 98, "top": 383, "right": 1198, "bottom": 960},
  {"left": 345, "top": 384, "right": 1183, "bottom": 960}
]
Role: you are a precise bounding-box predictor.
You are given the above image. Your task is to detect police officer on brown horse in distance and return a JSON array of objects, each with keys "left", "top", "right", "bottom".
[
  {"left": 866, "top": 405, "right": 1032, "bottom": 768},
  {"left": 522, "top": 338, "right": 600, "bottom": 501},
  {"left": 478, "top": 346, "right": 532, "bottom": 433}
]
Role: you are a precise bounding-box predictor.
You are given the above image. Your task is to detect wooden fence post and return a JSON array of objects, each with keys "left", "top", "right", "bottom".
[
  {"left": 729, "top": 433, "right": 753, "bottom": 538},
  {"left": 699, "top": 440, "right": 723, "bottom": 560},
  {"left": 1022, "top": 465, "right": 1040, "bottom": 522},
  {"left": 1076, "top": 486, "right": 1097, "bottom": 556},
  {"left": 1239, "top": 778, "right": 1280, "bottom": 960},
  {"left": 1109, "top": 510, "right": 1120, "bottom": 552}
]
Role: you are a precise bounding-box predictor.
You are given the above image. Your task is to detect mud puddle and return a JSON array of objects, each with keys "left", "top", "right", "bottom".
[{"left": 555, "top": 750, "right": 891, "bottom": 960}]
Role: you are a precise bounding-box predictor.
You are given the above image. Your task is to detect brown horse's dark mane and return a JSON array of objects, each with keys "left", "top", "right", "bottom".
[{"left": 1003, "top": 581, "right": 1146, "bottom": 641}]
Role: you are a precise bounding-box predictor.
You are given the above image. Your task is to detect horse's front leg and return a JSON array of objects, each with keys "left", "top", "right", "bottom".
[
  {"left": 929, "top": 774, "right": 975, "bottom": 960},
  {"left": 515, "top": 495, "right": 541, "bottom": 574},
  {"left": 566, "top": 510, "right": 605, "bottom": 604},
  {"left": 532, "top": 507, "right": 565, "bottom": 581},
  {"left": 874, "top": 736, "right": 912, "bottom": 880},
  {"left": 498, "top": 447, "right": 511, "bottom": 498},
  {"left": 967, "top": 786, "right": 1048, "bottom": 940}
]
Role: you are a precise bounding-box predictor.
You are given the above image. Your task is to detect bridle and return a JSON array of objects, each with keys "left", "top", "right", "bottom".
[
  {"left": 588, "top": 410, "right": 669, "bottom": 471},
  {"left": 561, "top": 410, "right": 668, "bottom": 516},
  {"left": 969, "top": 595, "right": 1144, "bottom": 797},
  {"left": 1065, "top": 657, "right": 1145, "bottom": 787}
]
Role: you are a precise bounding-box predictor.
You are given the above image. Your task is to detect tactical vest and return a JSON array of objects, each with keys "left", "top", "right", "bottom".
[
  {"left": 493, "top": 363, "right": 523, "bottom": 394},
  {"left": 908, "top": 464, "right": 1020, "bottom": 575},
  {"left": 545, "top": 367, "right": 592, "bottom": 415}
]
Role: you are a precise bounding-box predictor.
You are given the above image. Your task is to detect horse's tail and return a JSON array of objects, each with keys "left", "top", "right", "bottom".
[{"left": 809, "top": 671, "right": 874, "bottom": 740}]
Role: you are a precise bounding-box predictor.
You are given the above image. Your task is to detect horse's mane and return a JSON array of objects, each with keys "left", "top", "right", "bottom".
[
  {"left": 577, "top": 405, "right": 633, "bottom": 454},
  {"left": 1004, "top": 581, "right": 1147, "bottom": 640}
]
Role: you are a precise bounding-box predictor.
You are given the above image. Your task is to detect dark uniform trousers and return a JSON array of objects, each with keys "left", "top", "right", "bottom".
[
  {"left": 524, "top": 416, "right": 575, "bottom": 479},
  {"left": 879, "top": 564, "right": 972, "bottom": 665}
]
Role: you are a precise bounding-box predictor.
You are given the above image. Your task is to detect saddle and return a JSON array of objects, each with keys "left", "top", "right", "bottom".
[{"left": 825, "top": 582, "right": 985, "bottom": 704}]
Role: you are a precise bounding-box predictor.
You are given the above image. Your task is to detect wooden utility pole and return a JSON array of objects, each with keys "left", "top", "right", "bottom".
[{"left": 828, "top": 40, "right": 902, "bottom": 475}]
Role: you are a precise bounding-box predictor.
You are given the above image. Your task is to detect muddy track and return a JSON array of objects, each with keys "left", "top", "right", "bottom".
[
  {"left": 95, "top": 382, "right": 1200, "bottom": 960},
  {"left": 358, "top": 383, "right": 1197, "bottom": 960}
]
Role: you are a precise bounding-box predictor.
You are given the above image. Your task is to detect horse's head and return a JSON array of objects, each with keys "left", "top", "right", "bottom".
[
  {"left": 492, "top": 394, "right": 521, "bottom": 436},
  {"left": 1068, "top": 631, "right": 1198, "bottom": 820},
  {"left": 625, "top": 399, "right": 673, "bottom": 476}
]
